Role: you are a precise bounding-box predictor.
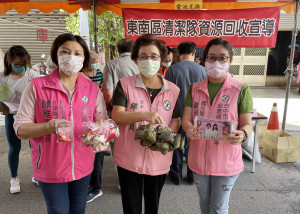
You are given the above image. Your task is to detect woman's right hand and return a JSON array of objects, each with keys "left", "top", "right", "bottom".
[
  {"left": 186, "top": 125, "right": 197, "bottom": 140},
  {"left": 48, "top": 119, "right": 72, "bottom": 134},
  {"left": 144, "top": 112, "right": 164, "bottom": 125}
]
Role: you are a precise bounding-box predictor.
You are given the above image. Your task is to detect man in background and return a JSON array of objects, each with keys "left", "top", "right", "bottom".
[
  {"left": 165, "top": 41, "right": 208, "bottom": 185},
  {"left": 102, "top": 38, "right": 139, "bottom": 191},
  {"left": 102, "top": 38, "right": 139, "bottom": 109},
  {"left": 158, "top": 46, "right": 173, "bottom": 77}
]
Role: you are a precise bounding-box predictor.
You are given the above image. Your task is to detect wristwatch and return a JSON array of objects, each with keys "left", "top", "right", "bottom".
[{"left": 240, "top": 129, "right": 248, "bottom": 142}]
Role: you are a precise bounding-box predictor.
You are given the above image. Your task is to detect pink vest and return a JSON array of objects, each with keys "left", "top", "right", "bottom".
[
  {"left": 189, "top": 75, "right": 244, "bottom": 176},
  {"left": 30, "top": 69, "right": 98, "bottom": 183},
  {"left": 114, "top": 74, "right": 180, "bottom": 175}
]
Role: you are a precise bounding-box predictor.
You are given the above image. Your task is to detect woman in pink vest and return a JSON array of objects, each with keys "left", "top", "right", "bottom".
[
  {"left": 111, "top": 34, "right": 181, "bottom": 214},
  {"left": 182, "top": 38, "right": 253, "bottom": 214},
  {"left": 13, "top": 33, "right": 107, "bottom": 214}
]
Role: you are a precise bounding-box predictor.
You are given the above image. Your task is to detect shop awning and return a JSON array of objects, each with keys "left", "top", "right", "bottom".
[
  {"left": 0, "top": 0, "right": 297, "bottom": 15},
  {"left": 0, "top": 1, "right": 81, "bottom": 14}
]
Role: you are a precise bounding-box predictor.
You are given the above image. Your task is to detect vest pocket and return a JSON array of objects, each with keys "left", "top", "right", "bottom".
[
  {"left": 36, "top": 142, "right": 42, "bottom": 169},
  {"left": 211, "top": 141, "right": 238, "bottom": 173}
]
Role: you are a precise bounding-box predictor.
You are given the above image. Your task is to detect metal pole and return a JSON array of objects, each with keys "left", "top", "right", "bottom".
[
  {"left": 282, "top": 0, "right": 299, "bottom": 130},
  {"left": 93, "top": 0, "right": 98, "bottom": 53}
]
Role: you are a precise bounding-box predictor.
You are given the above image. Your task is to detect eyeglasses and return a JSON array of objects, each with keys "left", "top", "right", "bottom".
[
  {"left": 206, "top": 56, "right": 230, "bottom": 64},
  {"left": 138, "top": 54, "right": 160, "bottom": 61}
]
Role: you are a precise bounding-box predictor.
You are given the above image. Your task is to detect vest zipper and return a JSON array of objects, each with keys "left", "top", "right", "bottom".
[
  {"left": 205, "top": 92, "right": 211, "bottom": 175},
  {"left": 141, "top": 86, "right": 162, "bottom": 173},
  {"left": 69, "top": 99, "right": 75, "bottom": 180},
  {"left": 69, "top": 85, "right": 89, "bottom": 181},
  {"left": 140, "top": 85, "right": 165, "bottom": 173},
  {"left": 141, "top": 88, "right": 152, "bottom": 173},
  {"left": 204, "top": 140, "right": 209, "bottom": 175},
  {"left": 45, "top": 84, "right": 90, "bottom": 181}
]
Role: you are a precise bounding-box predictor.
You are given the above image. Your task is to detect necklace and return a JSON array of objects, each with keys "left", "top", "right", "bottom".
[{"left": 148, "top": 88, "right": 154, "bottom": 97}]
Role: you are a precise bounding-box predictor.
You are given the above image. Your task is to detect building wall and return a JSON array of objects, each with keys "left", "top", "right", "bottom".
[
  {"left": 230, "top": 48, "right": 269, "bottom": 86},
  {"left": 230, "top": 11, "right": 300, "bottom": 85},
  {"left": 0, "top": 9, "right": 70, "bottom": 66},
  {"left": 278, "top": 13, "right": 300, "bottom": 31}
]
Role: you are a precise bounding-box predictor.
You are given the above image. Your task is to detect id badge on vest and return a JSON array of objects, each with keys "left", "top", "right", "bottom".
[{"left": 194, "top": 116, "right": 237, "bottom": 141}]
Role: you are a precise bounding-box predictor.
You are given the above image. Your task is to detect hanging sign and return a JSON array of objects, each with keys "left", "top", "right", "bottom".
[
  {"left": 175, "top": 0, "right": 202, "bottom": 10},
  {"left": 122, "top": 7, "right": 280, "bottom": 48}
]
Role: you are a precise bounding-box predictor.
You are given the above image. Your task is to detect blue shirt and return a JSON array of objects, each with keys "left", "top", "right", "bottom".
[{"left": 165, "top": 61, "right": 208, "bottom": 119}]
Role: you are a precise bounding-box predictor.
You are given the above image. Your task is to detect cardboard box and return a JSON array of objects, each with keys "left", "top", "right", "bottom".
[
  {"left": 262, "top": 130, "right": 299, "bottom": 163},
  {"left": 257, "top": 119, "right": 268, "bottom": 147}
]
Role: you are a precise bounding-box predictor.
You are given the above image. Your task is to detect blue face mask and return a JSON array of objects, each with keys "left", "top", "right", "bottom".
[
  {"left": 91, "top": 63, "right": 99, "bottom": 71},
  {"left": 12, "top": 63, "right": 29, "bottom": 74}
]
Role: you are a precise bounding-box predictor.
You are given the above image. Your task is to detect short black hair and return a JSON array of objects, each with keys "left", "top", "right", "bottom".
[
  {"left": 4, "top": 45, "right": 31, "bottom": 76},
  {"left": 117, "top": 38, "right": 134, "bottom": 54},
  {"left": 50, "top": 33, "right": 90, "bottom": 70},
  {"left": 202, "top": 38, "right": 233, "bottom": 63},
  {"left": 178, "top": 41, "right": 196, "bottom": 55}
]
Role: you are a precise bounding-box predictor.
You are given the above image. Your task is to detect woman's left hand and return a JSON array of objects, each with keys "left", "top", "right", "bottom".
[
  {"left": 229, "top": 130, "right": 245, "bottom": 144},
  {"left": 2, "top": 105, "right": 9, "bottom": 115},
  {"left": 97, "top": 119, "right": 104, "bottom": 125}
]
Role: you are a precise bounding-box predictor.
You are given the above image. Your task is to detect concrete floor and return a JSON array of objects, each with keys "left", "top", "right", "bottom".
[
  {"left": 0, "top": 87, "right": 300, "bottom": 214},
  {"left": 251, "top": 86, "right": 300, "bottom": 129}
]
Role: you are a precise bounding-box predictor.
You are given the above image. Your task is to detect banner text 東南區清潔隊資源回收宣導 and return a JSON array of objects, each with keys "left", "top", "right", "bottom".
[{"left": 122, "top": 7, "right": 280, "bottom": 48}]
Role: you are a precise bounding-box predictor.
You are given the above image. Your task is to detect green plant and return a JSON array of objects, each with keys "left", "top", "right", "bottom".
[
  {"left": 63, "top": 10, "right": 125, "bottom": 59},
  {"left": 65, "top": 11, "right": 80, "bottom": 35}
]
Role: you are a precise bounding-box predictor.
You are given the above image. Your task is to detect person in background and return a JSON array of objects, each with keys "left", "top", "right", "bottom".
[
  {"left": 158, "top": 46, "right": 173, "bottom": 78},
  {"left": 102, "top": 38, "right": 139, "bottom": 190},
  {"left": 165, "top": 41, "right": 207, "bottom": 185},
  {"left": 0, "top": 45, "right": 40, "bottom": 194},
  {"left": 84, "top": 50, "right": 105, "bottom": 203},
  {"left": 45, "top": 56, "right": 57, "bottom": 73},
  {"left": 182, "top": 38, "right": 253, "bottom": 213},
  {"left": 102, "top": 38, "right": 139, "bottom": 111},
  {"left": 31, "top": 54, "right": 47, "bottom": 76},
  {"left": 82, "top": 50, "right": 103, "bottom": 89},
  {"left": 13, "top": 33, "right": 107, "bottom": 214},
  {"left": 0, "top": 48, "right": 4, "bottom": 72},
  {"left": 194, "top": 47, "right": 204, "bottom": 65},
  {"left": 111, "top": 34, "right": 181, "bottom": 214},
  {"left": 194, "top": 57, "right": 201, "bottom": 64}
]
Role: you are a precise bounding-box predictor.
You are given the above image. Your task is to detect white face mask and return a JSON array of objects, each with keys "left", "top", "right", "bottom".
[
  {"left": 205, "top": 61, "right": 230, "bottom": 78},
  {"left": 58, "top": 55, "right": 84, "bottom": 76},
  {"left": 162, "top": 61, "right": 172, "bottom": 68},
  {"left": 138, "top": 59, "right": 160, "bottom": 78}
]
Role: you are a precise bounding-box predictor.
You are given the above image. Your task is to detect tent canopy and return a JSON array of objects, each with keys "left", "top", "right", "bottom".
[
  {"left": 0, "top": 0, "right": 297, "bottom": 15},
  {"left": 0, "top": 1, "right": 81, "bottom": 14},
  {"left": 94, "top": 0, "right": 297, "bottom": 16}
]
